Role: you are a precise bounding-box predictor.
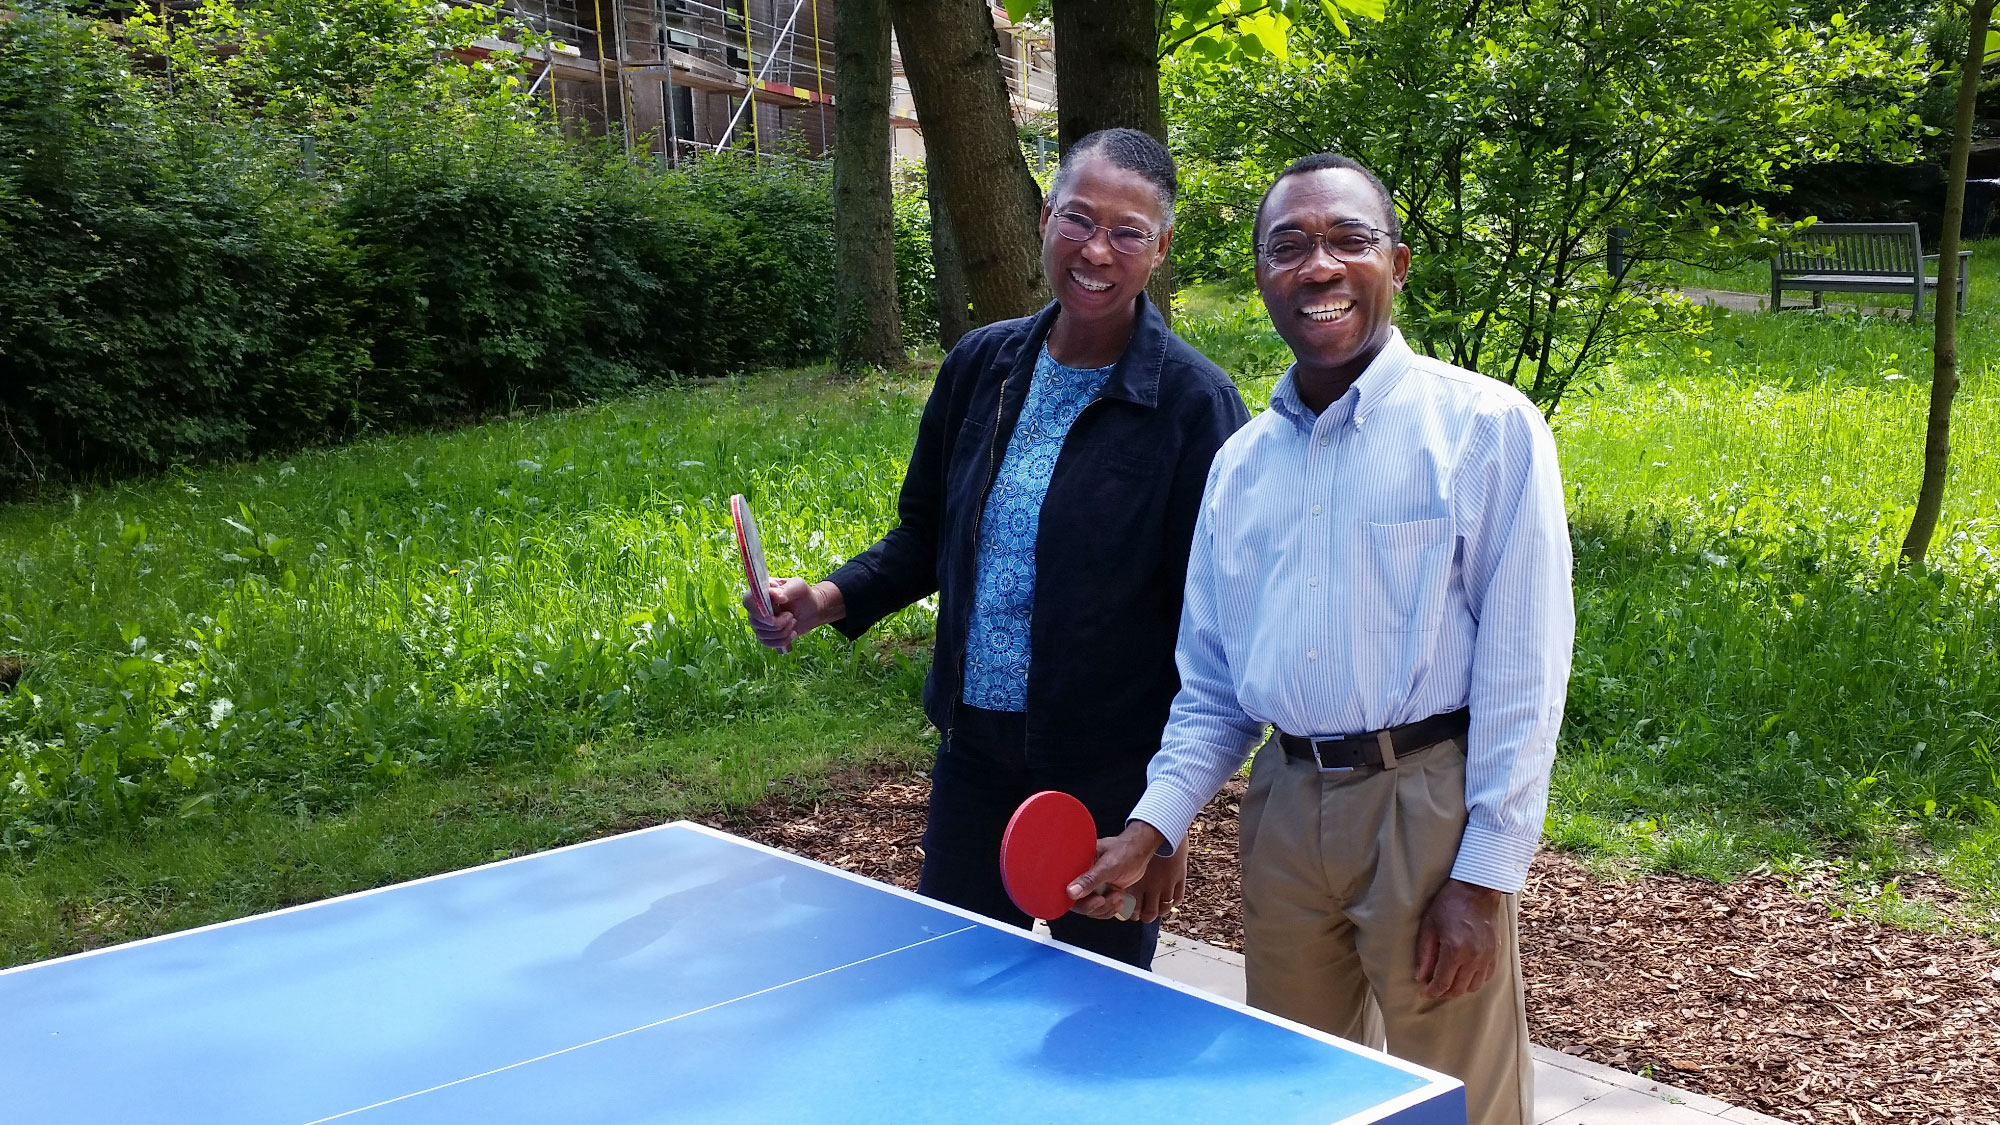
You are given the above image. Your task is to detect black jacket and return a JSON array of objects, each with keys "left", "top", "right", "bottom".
[{"left": 827, "top": 294, "right": 1249, "bottom": 777}]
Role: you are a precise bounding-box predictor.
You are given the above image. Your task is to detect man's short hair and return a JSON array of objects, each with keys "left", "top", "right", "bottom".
[
  {"left": 1252, "top": 153, "right": 1400, "bottom": 247},
  {"left": 1050, "top": 128, "right": 1178, "bottom": 230}
]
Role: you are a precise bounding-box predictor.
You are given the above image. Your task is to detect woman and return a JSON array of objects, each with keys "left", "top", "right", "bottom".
[{"left": 747, "top": 128, "right": 1248, "bottom": 969}]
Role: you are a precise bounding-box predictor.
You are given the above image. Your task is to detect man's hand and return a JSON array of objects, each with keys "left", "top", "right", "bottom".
[
  {"left": 1128, "top": 845, "right": 1188, "bottom": 924},
  {"left": 1413, "top": 878, "right": 1505, "bottom": 1000},
  {"left": 1067, "top": 821, "right": 1169, "bottom": 921},
  {"left": 744, "top": 578, "right": 845, "bottom": 651}
]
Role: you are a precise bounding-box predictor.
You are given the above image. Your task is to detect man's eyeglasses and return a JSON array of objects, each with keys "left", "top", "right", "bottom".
[
  {"left": 1257, "top": 225, "right": 1392, "bottom": 270},
  {"left": 1053, "top": 211, "right": 1159, "bottom": 255}
]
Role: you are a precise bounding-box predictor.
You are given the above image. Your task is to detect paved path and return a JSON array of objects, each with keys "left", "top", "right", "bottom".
[
  {"left": 1151, "top": 933, "right": 1790, "bottom": 1125},
  {"left": 1682, "top": 287, "right": 1912, "bottom": 318}
]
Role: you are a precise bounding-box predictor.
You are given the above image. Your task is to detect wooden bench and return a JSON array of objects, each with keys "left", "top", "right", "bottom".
[{"left": 1770, "top": 222, "right": 1972, "bottom": 314}]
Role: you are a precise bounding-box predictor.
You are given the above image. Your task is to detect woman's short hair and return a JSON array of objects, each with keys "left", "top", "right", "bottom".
[{"left": 1049, "top": 128, "right": 1178, "bottom": 230}]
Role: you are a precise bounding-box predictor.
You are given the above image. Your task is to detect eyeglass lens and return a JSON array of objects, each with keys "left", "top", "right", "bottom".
[
  {"left": 1262, "top": 227, "right": 1381, "bottom": 269},
  {"left": 1056, "top": 213, "right": 1154, "bottom": 255}
]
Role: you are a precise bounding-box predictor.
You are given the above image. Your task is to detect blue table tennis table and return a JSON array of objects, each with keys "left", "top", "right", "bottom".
[{"left": 1, "top": 822, "right": 1465, "bottom": 1124}]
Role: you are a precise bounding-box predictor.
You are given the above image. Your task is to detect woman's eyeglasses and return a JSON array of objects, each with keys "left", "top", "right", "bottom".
[
  {"left": 1257, "top": 225, "right": 1391, "bottom": 270},
  {"left": 1053, "top": 212, "right": 1159, "bottom": 256}
]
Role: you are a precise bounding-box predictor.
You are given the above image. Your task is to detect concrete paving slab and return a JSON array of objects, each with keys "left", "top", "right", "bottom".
[
  {"left": 1542, "top": 1086, "right": 1743, "bottom": 1125},
  {"left": 1151, "top": 944, "right": 1247, "bottom": 1003},
  {"left": 1533, "top": 1056, "right": 1609, "bottom": 1121}
]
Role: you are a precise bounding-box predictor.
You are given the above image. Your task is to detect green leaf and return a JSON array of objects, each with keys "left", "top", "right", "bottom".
[
  {"left": 1004, "top": 0, "right": 1036, "bottom": 24},
  {"left": 1244, "top": 10, "right": 1292, "bottom": 58}
]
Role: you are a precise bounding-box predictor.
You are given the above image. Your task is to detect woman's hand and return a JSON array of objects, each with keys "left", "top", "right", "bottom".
[{"left": 745, "top": 578, "right": 845, "bottom": 651}]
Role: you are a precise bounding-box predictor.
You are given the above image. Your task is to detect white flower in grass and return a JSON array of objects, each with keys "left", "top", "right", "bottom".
[{"left": 208, "top": 698, "right": 234, "bottom": 728}]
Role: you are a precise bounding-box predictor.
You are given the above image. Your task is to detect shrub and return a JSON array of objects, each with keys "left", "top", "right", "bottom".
[
  {"left": 891, "top": 164, "right": 938, "bottom": 347},
  {"left": 0, "top": 4, "right": 839, "bottom": 495},
  {"left": 0, "top": 11, "right": 343, "bottom": 486}
]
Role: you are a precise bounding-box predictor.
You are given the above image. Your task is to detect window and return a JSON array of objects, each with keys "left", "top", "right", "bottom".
[{"left": 671, "top": 84, "right": 695, "bottom": 143}]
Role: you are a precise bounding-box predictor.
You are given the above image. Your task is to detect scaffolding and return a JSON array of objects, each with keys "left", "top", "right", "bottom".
[{"left": 460, "top": 0, "right": 1056, "bottom": 166}]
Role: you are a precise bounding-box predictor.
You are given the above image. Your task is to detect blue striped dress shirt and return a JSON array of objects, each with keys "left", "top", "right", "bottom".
[{"left": 1128, "top": 329, "right": 1574, "bottom": 894}]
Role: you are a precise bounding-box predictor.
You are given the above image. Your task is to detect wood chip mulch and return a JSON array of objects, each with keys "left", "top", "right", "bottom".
[{"left": 706, "top": 769, "right": 2000, "bottom": 1125}]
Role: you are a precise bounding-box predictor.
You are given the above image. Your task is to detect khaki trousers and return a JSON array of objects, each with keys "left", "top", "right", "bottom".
[{"left": 1239, "top": 733, "right": 1532, "bottom": 1125}]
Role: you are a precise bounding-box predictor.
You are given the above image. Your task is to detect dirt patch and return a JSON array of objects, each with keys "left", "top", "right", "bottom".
[{"left": 712, "top": 768, "right": 2000, "bottom": 1125}]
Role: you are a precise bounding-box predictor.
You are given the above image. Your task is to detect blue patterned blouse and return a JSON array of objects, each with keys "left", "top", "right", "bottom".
[{"left": 961, "top": 345, "right": 1117, "bottom": 711}]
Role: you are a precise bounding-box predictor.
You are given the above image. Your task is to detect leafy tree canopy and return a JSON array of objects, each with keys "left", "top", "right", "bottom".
[
  {"left": 1001, "top": 0, "right": 1380, "bottom": 66},
  {"left": 1167, "top": 0, "right": 1934, "bottom": 411}
]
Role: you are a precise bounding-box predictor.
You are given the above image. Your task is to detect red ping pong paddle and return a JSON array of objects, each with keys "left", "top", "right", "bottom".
[{"left": 1000, "top": 790, "right": 1137, "bottom": 923}]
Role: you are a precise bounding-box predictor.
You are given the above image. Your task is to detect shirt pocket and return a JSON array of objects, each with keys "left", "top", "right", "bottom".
[{"left": 1359, "top": 517, "right": 1453, "bottom": 633}]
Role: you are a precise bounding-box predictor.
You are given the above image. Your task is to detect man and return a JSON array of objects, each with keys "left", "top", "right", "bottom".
[{"left": 1068, "top": 153, "right": 1574, "bottom": 1125}]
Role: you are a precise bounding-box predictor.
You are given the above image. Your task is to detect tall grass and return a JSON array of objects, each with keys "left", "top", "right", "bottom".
[
  {"left": 0, "top": 376, "right": 933, "bottom": 851},
  {"left": 1550, "top": 257, "right": 2000, "bottom": 915}
]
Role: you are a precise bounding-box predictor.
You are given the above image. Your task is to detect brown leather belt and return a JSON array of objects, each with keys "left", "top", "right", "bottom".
[{"left": 1278, "top": 707, "right": 1471, "bottom": 772}]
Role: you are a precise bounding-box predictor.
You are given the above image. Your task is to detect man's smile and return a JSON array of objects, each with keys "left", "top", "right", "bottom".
[{"left": 1301, "top": 299, "right": 1355, "bottom": 323}]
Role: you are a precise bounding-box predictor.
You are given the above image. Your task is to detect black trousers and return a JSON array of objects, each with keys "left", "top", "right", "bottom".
[{"left": 916, "top": 704, "right": 1161, "bottom": 970}]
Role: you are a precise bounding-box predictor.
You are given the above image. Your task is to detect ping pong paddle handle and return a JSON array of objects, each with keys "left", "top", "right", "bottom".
[{"left": 1095, "top": 887, "right": 1138, "bottom": 922}]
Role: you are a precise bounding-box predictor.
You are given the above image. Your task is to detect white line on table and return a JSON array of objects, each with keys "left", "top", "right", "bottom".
[{"left": 301, "top": 924, "right": 980, "bottom": 1124}]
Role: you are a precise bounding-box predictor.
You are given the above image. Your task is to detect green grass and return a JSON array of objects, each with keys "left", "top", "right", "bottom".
[
  {"left": 0, "top": 372, "right": 935, "bottom": 838},
  {"left": 6, "top": 257, "right": 2000, "bottom": 966},
  {"left": 1657, "top": 256, "right": 1774, "bottom": 295},
  {"left": 1547, "top": 252, "right": 2000, "bottom": 927},
  {"left": 0, "top": 702, "right": 931, "bottom": 965}
]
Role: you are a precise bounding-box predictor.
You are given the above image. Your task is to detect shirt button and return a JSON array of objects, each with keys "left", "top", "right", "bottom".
[
  {"left": 1309, "top": 576, "right": 1318, "bottom": 587},
  {"left": 1307, "top": 650, "right": 1319, "bottom": 660},
  {"left": 1319, "top": 437, "right": 1330, "bottom": 447},
  {"left": 1312, "top": 504, "right": 1323, "bottom": 515}
]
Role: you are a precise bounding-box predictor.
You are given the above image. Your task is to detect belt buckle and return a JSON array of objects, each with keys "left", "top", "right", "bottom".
[{"left": 1313, "top": 738, "right": 1354, "bottom": 773}]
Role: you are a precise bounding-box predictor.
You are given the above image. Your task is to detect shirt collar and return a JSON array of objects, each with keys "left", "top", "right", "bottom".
[
  {"left": 1269, "top": 328, "right": 1414, "bottom": 432},
  {"left": 1020, "top": 292, "right": 1168, "bottom": 408}
]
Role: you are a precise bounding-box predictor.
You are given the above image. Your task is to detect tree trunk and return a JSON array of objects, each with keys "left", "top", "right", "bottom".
[
  {"left": 1052, "top": 0, "right": 1163, "bottom": 149},
  {"left": 1051, "top": 0, "right": 1173, "bottom": 323},
  {"left": 1903, "top": 0, "right": 1993, "bottom": 567},
  {"left": 887, "top": 0, "right": 1047, "bottom": 324},
  {"left": 928, "top": 157, "right": 973, "bottom": 350},
  {"left": 833, "top": 0, "right": 903, "bottom": 370}
]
